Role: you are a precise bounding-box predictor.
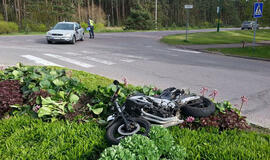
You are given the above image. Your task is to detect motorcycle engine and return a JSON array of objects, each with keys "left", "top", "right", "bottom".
[{"left": 125, "top": 95, "right": 179, "bottom": 118}]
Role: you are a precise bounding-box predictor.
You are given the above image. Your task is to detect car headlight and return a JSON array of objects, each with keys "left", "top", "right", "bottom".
[
  {"left": 64, "top": 33, "right": 72, "bottom": 37},
  {"left": 46, "top": 32, "right": 52, "bottom": 36}
]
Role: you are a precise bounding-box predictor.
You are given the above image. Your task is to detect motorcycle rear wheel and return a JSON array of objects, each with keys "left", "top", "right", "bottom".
[
  {"left": 181, "top": 97, "right": 215, "bottom": 118},
  {"left": 106, "top": 117, "right": 151, "bottom": 145}
]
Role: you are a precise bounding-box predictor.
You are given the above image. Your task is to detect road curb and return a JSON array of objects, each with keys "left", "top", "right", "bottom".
[{"left": 204, "top": 50, "right": 270, "bottom": 62}]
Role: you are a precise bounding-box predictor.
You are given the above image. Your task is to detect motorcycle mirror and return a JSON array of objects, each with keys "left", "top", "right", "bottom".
[{"left": 113, "top": 80, "right": 120, "bottom": 85}]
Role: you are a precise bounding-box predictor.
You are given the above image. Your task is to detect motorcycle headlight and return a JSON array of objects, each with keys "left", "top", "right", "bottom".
[{"left": 64, "top": 33, "right": 72, "bottom": 37}]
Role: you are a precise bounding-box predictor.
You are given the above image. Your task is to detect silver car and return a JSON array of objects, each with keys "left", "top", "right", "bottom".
[
  {"left": 241, "top": 21, "right": 259, "bottom": 30},
  {"left": 46, "top": 22, "right": 84, "bottom": 44}
]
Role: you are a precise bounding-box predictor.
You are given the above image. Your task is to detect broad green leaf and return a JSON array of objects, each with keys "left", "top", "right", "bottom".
[
  {"left": 10, "top": 104, "right": 21, "bottom": 108},
  {"left": 58, "top": 102, "right": 67, "bottom": 111},
  {"left": 30, "top": 73, "right": 41, "bottom": 80},
  {"left": 28, "top": 83, "right": 36, "bottom": 89},
  {"left": 32, "top": 87, "right": 40, "bottom": 92},
  {"left": 53, "top": 79, "right": 64, "bottom": 86},
  {"left": 41, "top": 97, "right": 54, "bottom": 105},
  {"left": 40, "top": 80, "right": 51, "bottom": 89},
  {"left": 110, "top": 85, "right": 117, "bottom": 92},
  {"left": 143, "top": 87, "right": 150, "bottom": 94},
  {"left": 58, "top": 91, "right": 65, "bottom": 99},
  {"left": 149, "top": 90, "right": 155, "bottom": 96},
  {"left": 91, "top": 107, "right": 103, "bottom": 115},
  {"left": 67, "top": 104, "right": 74, "bottom": 112},
  {"left": 50, "top": 70, "right": 58, "bottom": 76},
  {"left": 47, "top": 89, "right": 56, "bottom": 96},
  {"left": 69, "top": 93, "right": 79, "bottom": 104},
  {"left": 38, "top": 106, "right": 52, "bottom": 118},
  {"left": 12, "top": 70, "right": 22, "bottom": 78}
]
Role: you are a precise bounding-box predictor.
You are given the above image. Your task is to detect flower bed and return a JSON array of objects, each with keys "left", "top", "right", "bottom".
[{"left": 0, "top": 64, "right": 269, "bottom": 160}]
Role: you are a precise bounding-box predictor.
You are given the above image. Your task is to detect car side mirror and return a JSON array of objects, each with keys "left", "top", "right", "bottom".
[{"left": 75, "top": 27, "right": 79, "bottom": 31}]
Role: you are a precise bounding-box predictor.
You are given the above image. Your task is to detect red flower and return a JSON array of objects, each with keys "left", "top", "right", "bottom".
[
  {"left": 209, "top": 89, "right": 218, "bottom": 100},
  {"left": 122, "top": 77, "right": 128, "bottom": 86},
  {"left": 200, "top": 87, "right": 208, "bottom": 96}
]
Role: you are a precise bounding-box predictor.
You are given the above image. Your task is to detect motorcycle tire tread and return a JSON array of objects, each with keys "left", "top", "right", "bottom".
[
  {"left": 181, "top": 97, "right": 216, "bottom": 118},
  {"left": 106, "top": 117, "right": 151, "bottom": 145}
]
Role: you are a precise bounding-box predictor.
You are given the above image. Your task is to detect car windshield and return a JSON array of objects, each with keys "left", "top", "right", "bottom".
[
  {"left": 243, "top": 21, "right": 250, "bottom": 24},
  {"left": 53, "top": 23, "right": 74, "bottom": 30}
]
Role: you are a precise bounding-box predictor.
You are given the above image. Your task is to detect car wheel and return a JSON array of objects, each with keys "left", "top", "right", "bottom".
[
  {"left": 47, "top": 40, "right": 52, "bottom": 44},
  {"left": 71, "top": 36, "right": 76, "bottom": 44},
  {"left": 241, "top": 28, "right": 244, "bottom": 30}
]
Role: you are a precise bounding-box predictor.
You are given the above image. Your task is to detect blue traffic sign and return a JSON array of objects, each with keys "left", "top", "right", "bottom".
[{"left": 254, "top": 2, "right": 263, "bottom": 18}]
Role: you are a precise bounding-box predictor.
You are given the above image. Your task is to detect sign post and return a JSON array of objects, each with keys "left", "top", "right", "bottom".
[
  {"left": 217, "top": 0, "right": 221, "bottom": 32},
  {"left": 184, "top": 5, "right": 193, "bottom": 41},
  {"left": 253, "top": 2, "right": 263, "bottom": 50}
]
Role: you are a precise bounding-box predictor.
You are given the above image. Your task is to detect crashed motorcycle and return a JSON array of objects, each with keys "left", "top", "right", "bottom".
[
  {"left": 106, "top": 80, "right": 151, "bottom": 145},
  {"left": 124, "top": 87, "right": 216, "bottom": 127},
  {"left": 106, "top": 81, "right": 215, "bottom": 144}
]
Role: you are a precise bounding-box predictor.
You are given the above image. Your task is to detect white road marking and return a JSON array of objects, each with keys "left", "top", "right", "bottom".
[
  {"left": 84, "top": 56, "right": 115, "bottom": 65},
  {"left": 168, "top": 48, "right": 201, "bottom": 54},
  {"left": 81, "top": 50, "right": 99, "bottom": 55},
  {"left": 113, "top": 53, "right": 145, "bottom": 59},
  {"left": 61, "top": 52, "right": 81, "bottom": 56},
  {"left": 120, "top": 59, "right": 135, "bottom": 63},
  {"left": 44, "top": 54, "right": 94, "bottom": 68},
  {"left": 21, "top": 55, "right": 63, "bottom": 67}
]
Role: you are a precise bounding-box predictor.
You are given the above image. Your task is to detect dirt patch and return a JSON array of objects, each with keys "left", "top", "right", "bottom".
[{"left": 64, "top": 94, "right": 94, "bottom": 122}]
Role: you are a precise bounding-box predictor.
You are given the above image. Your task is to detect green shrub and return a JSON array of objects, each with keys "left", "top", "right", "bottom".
[
  {"left": 0, "top": 21, "right": 9, "bottom": 34},
  {"left": 99, "top": 145, "right": 136, "bottom": 160},
  {"left": 120, "top": 134, "right": 160, "bottom": 160},
  {"left": 0, "top": 14, "right": 4, "bottom": 21},
  {"left": 37, "top": 24, "right": 48, "bottom": 32},
  {"left": 94, "top": 23, "right": 105, "bottom": 32},
  {"left": 124, "top": 2, "right": 154, "bottom": 30},
  {"left": 149, "top": 125, "right": 175, "bottom": 155},
  {"left": 149, "top": 126, "right": 187, "bottom": 160},
  {"left": 7, "top": 22, "right": 19, "bottom": 32},
  {"left": 167, "top": 145, "right": 187, "bottom": 160},
  {"left": 0, "top": 116, "right": 108, "bottom": 160},
  {"left": 170, "top": 127, "right": 270, "bottom": 160},
  {"left": 0, "top": 21, "right": 18, "bottom": 34},
  {"left": 81, "top": 22, "right": 88, "bottom": 30}
]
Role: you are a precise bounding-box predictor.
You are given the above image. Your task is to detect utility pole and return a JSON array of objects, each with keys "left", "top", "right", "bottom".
[
  {"left": 155, "top": 0, "right": 158, "bottom": 30},
  {"left": 107, "top": 15, "right": 110, "bottom": 27},
  {"left": 217, "top": 0, "right": 221, "bottom": 32}
]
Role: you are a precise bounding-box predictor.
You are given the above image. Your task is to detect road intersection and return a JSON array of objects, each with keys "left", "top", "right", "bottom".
[{"left": 0, "top": 28, "right": 269, "bottom": 128}]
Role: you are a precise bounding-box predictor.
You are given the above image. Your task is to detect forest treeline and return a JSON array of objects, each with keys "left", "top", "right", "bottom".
[{"left": 0, "top": 0, "right": 269, "bottom": 31}]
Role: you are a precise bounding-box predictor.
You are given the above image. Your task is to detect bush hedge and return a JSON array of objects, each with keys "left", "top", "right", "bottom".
[
  {"left": 0, "top": 21, "right": 19, "bottom": 34},
  {"left": 170, "top": 127, "right": 270, "bottom": 160},
  {"left": 0, "top": 116, "right": 108, "bottom": 160}
]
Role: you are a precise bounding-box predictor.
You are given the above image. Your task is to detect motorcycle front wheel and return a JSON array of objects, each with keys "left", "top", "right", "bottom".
[{"left": 106, "top": 117, "right": 151, "bottom": 145}]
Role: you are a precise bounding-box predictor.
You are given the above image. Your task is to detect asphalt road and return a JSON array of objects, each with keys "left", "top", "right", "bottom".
[{"left": 0, "top": 28, "right": 269, "bottom": 128}]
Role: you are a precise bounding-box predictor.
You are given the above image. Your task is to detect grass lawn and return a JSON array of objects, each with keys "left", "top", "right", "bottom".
[
  {"left": 208, "top": 46, "right": 270, "bottom": 60},
  {"left": 161, "top": 29, "right": 270, "bottom": 45}
]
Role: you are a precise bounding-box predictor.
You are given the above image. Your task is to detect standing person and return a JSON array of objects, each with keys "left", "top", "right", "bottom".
[{"left": 88, "top": 18, "right": 95, "bottom": 39}]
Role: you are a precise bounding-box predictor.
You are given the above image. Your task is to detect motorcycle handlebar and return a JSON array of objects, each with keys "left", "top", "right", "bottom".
[{"left": 111, "top": 81, "right": 120, "bottom": 102}]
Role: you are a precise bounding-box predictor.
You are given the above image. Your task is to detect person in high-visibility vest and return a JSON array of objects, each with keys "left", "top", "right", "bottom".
[{"left": 88, "top": 18, "right": 95, "bottom": 39}]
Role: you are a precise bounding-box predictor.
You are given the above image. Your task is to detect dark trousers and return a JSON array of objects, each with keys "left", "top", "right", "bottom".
[{"left": 89, "top": 26, "right": 94, "bottom": 38}]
